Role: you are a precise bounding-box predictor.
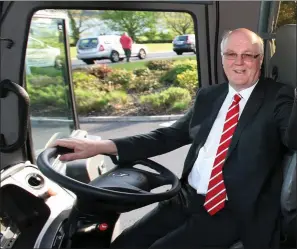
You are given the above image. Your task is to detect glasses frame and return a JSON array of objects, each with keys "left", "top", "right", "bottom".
[{"left": 222, "top": 52, "right": 261, "bottom": 62}]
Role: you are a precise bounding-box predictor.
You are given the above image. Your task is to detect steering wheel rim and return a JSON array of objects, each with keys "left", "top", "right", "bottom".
[{"left": 37, "top": 146, "right": 181, "bottom": 206}]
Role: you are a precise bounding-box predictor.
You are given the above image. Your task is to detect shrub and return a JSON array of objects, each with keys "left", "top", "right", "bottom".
[
  {"left": 176, "top": 69, "right": 198, "bottom": 93},
  {"left": 146, "top": 60, "right": 174, "bottom": 71},
  {"left": 161, "top": 60, "right": 197, "bottom": 84},
  {"left": 140, "top": 87, "right": 191, "bottom": 111},
  {"left": 128, "top": 74, "right": 161, "bottom": 93},
  {"left": 108, "top": 90, "right": 129, "bottom": 105},
  {"left": 74, "top": 88, "right": 109, "bottom": 114},
  {"left": 72, "top": 72, "right": 102, "bottom": 91},
  {"left": 28, "top": 84, "right": 67, "bottom": 108},
  {"left": 87, "top": 64, "right": 113, "bottom": 80},
  {"left": 133, "top": 68, "right": 151, "bottom": 77},
  {"left": 106, "top": 69, "right": 135, "bottom": 89}
]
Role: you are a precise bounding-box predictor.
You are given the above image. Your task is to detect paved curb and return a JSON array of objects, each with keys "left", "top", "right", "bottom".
[{"left": 31, "top": 115, "right": 183, "bottom": 125}]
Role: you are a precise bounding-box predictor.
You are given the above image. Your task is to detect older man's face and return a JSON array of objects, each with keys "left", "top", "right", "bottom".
[{"left": 222, "top": 32, "right": 263, "bottom": 90}]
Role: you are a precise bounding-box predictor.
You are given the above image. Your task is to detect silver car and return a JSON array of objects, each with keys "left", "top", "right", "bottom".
[{"left": 76, "top": 35, "right": 148, "bottom": 64}]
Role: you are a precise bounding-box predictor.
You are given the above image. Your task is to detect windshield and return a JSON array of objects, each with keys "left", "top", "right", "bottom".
[
  {"left": 175, "top": 35, "right": 188, "bottom": 41},
  {"left": 78, "top": 38, "right": 98, "bottom": 49}
]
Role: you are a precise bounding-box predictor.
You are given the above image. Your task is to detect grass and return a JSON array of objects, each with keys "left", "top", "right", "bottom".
[
  {"left": 109, "top": 55, "right": 197, "bottom": 71},
  {"left": 70, "top": 43, "right": 172, "bottom": 59}
]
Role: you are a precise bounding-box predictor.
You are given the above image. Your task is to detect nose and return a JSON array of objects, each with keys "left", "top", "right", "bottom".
[{"left": 234, "top": 54, "right": 244, "bottom": 64}]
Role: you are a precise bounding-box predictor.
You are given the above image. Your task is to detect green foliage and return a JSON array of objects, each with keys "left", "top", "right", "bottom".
[
  {"left": 277, "top": 1, "right": 297, "bottom": 28},
  {"left": 100, "top": 11, "right": 158, "bottom": 42},
  {"left": 108, "top": 90, "right": 129, "bottom": 105},
  {"left": 128, "top": 74, "right": 161, "bottom": 93},
  {"left": 161, "top": 59, "right": 197, "bottom": 84},
  {"left": 72, "top": 71, "right": 102, "bottom": 90},
  {"left": 133, "top": 68, "right": 151, "bottom": 77},
  {"left": 87, "top": 64, "right": 113, "bottom": 80},
  {"left": 106, "top": 69, "right": 135, "bottom": 88},
  {"left": 30, "top": 67, "right": 62, "bottom": 77},
  {"left": 176, "top": 69, "right": 198, "bottom": 92},
  {"left": 146, "top": 60, "right": 174, "bottom": 71},
  {"left": 74, "top": 88, "right": 109, "bottom": 114},
  {"left": 27, "top": 82, "right": 67, "bottom": 108},
  {"left": 140, "top": 87, "right": 191, "bottom": 110},
  {"left": 161, "top": 12, "right": 194, "bottom": 36}
]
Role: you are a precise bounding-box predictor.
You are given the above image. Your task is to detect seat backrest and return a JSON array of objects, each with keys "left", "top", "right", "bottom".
[
  {"left": 268, "top": 24, "right": 296, "bottom": 245},
  {"left": 269, "top": 24, "right": 296, "bottom": 87}
]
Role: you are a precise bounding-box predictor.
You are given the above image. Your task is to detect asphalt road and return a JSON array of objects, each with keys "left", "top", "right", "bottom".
[{"left": 71, "top": 51, "right": 195, "bottom": 68}]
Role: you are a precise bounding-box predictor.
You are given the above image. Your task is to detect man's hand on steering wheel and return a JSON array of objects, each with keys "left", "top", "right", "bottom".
[{"left": 53, "top": 138, "right": 118, "bottom": 161}]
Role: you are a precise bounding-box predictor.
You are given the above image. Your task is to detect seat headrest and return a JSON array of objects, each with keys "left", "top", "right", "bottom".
[{"left": 269, "top": 24, "right": 296, "bottom": 87}]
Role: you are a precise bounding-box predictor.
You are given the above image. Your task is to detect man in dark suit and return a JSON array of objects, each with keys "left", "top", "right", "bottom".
[{"left": 54, "top": 28, "right": 297, "bottom": 248}]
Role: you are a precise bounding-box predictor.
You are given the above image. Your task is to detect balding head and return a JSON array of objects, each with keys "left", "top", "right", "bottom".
[
  {"left": 221, "top": 28, "right": 264, "bottom": 91},
  {"left": 221, "top": 28, "right": 264, "bottom": 55}
]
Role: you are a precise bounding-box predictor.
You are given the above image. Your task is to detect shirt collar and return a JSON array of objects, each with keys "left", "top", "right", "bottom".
[{"left": 228, "top": 79, "right": 259, "bottom": 101}]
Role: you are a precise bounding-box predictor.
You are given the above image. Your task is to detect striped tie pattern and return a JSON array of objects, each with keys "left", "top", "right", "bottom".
[{"left": 204, "top": 94, "right": 242, "bottom": 215}]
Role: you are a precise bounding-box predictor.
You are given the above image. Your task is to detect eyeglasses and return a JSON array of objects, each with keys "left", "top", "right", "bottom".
[{"left": 222, "top": 52, "right": 261, "bottom": 62}]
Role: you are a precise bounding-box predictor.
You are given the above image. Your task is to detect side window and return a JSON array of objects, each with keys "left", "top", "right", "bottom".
[
  {"left": 276, "top": 1, "right": 297, "bottom": 28},
  {"left": 25, "top": 13, "right": 76, "bottom": 155}
]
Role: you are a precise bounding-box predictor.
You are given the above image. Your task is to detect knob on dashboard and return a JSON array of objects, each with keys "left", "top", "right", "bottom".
[{"left": 26, "top": 173, "right": 45, "bottom": 189}]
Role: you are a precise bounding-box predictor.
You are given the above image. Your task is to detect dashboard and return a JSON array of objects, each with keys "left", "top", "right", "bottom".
[{"left": 0, "top": 214, "right": 21, "bottom": 249}]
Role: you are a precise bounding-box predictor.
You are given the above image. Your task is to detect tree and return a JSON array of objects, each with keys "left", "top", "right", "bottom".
[
  {"left": 162, "top": 12, "right": 194, "bottom": 36},
  {"left": 67, "top": 10, "right": 105, "bottom": 44},
  {"left": 100, "top": 11, "right": 158, "bottom": 41},
  {"left": 277, "top": 1, "right": 297, "bottom": 28}
]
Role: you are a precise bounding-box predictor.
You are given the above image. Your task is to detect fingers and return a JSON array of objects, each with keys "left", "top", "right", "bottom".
[
  {"left": 52, "top": 138, "right": 77, "bottom": 148},
  {"left": 59, "top": 151, "right": 84, "bottom": 162}
]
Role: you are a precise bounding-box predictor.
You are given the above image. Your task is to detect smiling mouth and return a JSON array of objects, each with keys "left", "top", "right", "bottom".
[{"left": 234, "top": 70, "right": 246, "bottom": 74}]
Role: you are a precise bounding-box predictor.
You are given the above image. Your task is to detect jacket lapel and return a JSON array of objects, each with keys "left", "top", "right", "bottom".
[
  {"left": 226, "top": 79, "right": 266, "bottom": 159},
  {"left": 195, "top": 84, "right": 228, "bottom": 148}
]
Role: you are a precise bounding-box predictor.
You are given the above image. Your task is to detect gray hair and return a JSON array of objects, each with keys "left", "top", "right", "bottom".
[{"left": 220, "top": 29, "right": 264, "bottom": 54}]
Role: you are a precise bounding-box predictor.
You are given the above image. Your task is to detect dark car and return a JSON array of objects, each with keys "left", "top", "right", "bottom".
[{"left": 172, "top": 34, "right": 196, "bottom": 55}]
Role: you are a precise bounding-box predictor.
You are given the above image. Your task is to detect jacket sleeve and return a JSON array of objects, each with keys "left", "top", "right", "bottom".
[
  {"left": 274, "top": 85, "right": 297, "bottom": 150},
  {"left": 110, "top": 107, "right": 194, "bottom": 162}
]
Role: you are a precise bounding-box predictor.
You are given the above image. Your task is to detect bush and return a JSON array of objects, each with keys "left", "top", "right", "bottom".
[
  {"left": 106, "top": 69, "right": 135, "bottom": 89},
  {"left": 133, "top": 68, "right": 151, "bottom": 77},
  {"left": 176, "top": 69, "right": 198, "bottom": 93},
  {"left": 128, "top": 74, "right": 161, "bottom": 93},
  {"left": 74, "top": 88, "right": 109, "bottom": 114},
  {"left": 28, "top": 84, "right": 67, "bottom": 108},
  {"left": 161, "top": 59, "right": 197, "bottom": 84},
  {"left": 108, "top": 90, "right": 129, "bottom": 106},
  {"left": 87, "top": 64, "right": 113, "bottom": 80},
  {"left": 140, "top": 87, "right": 191, "bottom": 111},
  {"left": 146, "top": 60, "right": 174, "bottom": 71},
  {"left": 72, "top": 72, "right": 102, "bottom": 90}
]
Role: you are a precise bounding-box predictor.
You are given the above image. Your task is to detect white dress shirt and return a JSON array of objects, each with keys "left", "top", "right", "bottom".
[{"left": 188, "top": 81, "right": 258, "bottom": 195}]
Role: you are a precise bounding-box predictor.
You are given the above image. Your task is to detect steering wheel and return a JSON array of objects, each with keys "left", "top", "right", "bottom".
[{"left": 37, "top": 146, "right": 181, "bottom": 211}]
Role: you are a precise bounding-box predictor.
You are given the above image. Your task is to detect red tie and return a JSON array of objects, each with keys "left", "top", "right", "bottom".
[{"left": 204, "top": 94, "right": 242, "bottom": 215}]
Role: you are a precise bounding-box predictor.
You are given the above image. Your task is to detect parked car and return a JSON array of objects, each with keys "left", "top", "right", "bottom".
[
  {"left": 172, "top": 34, "right": 196, "bottom": 55},
  {"left": 76, "top": 35, "right": 148, "bottom": 64},
  {"left": 26, "top": 37, "right": 61, "bottom": 68}
]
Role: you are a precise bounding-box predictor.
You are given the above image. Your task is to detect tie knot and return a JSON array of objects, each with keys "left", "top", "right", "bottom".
[{"left": 233, "top": 94, "right": 241, "bottom": 104}]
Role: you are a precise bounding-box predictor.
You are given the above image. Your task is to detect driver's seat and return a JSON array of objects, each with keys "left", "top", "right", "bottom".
[
  {"left": 230, "top": 24, "right": 297, "bottom": 249},
  {"left": 269, "top": 24, "right": 296, "bottom": 248}
]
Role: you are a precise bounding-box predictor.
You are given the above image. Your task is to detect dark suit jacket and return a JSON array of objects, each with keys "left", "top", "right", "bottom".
[{"left": 112, "top": 77, "right": 297, "bottom": 246}]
